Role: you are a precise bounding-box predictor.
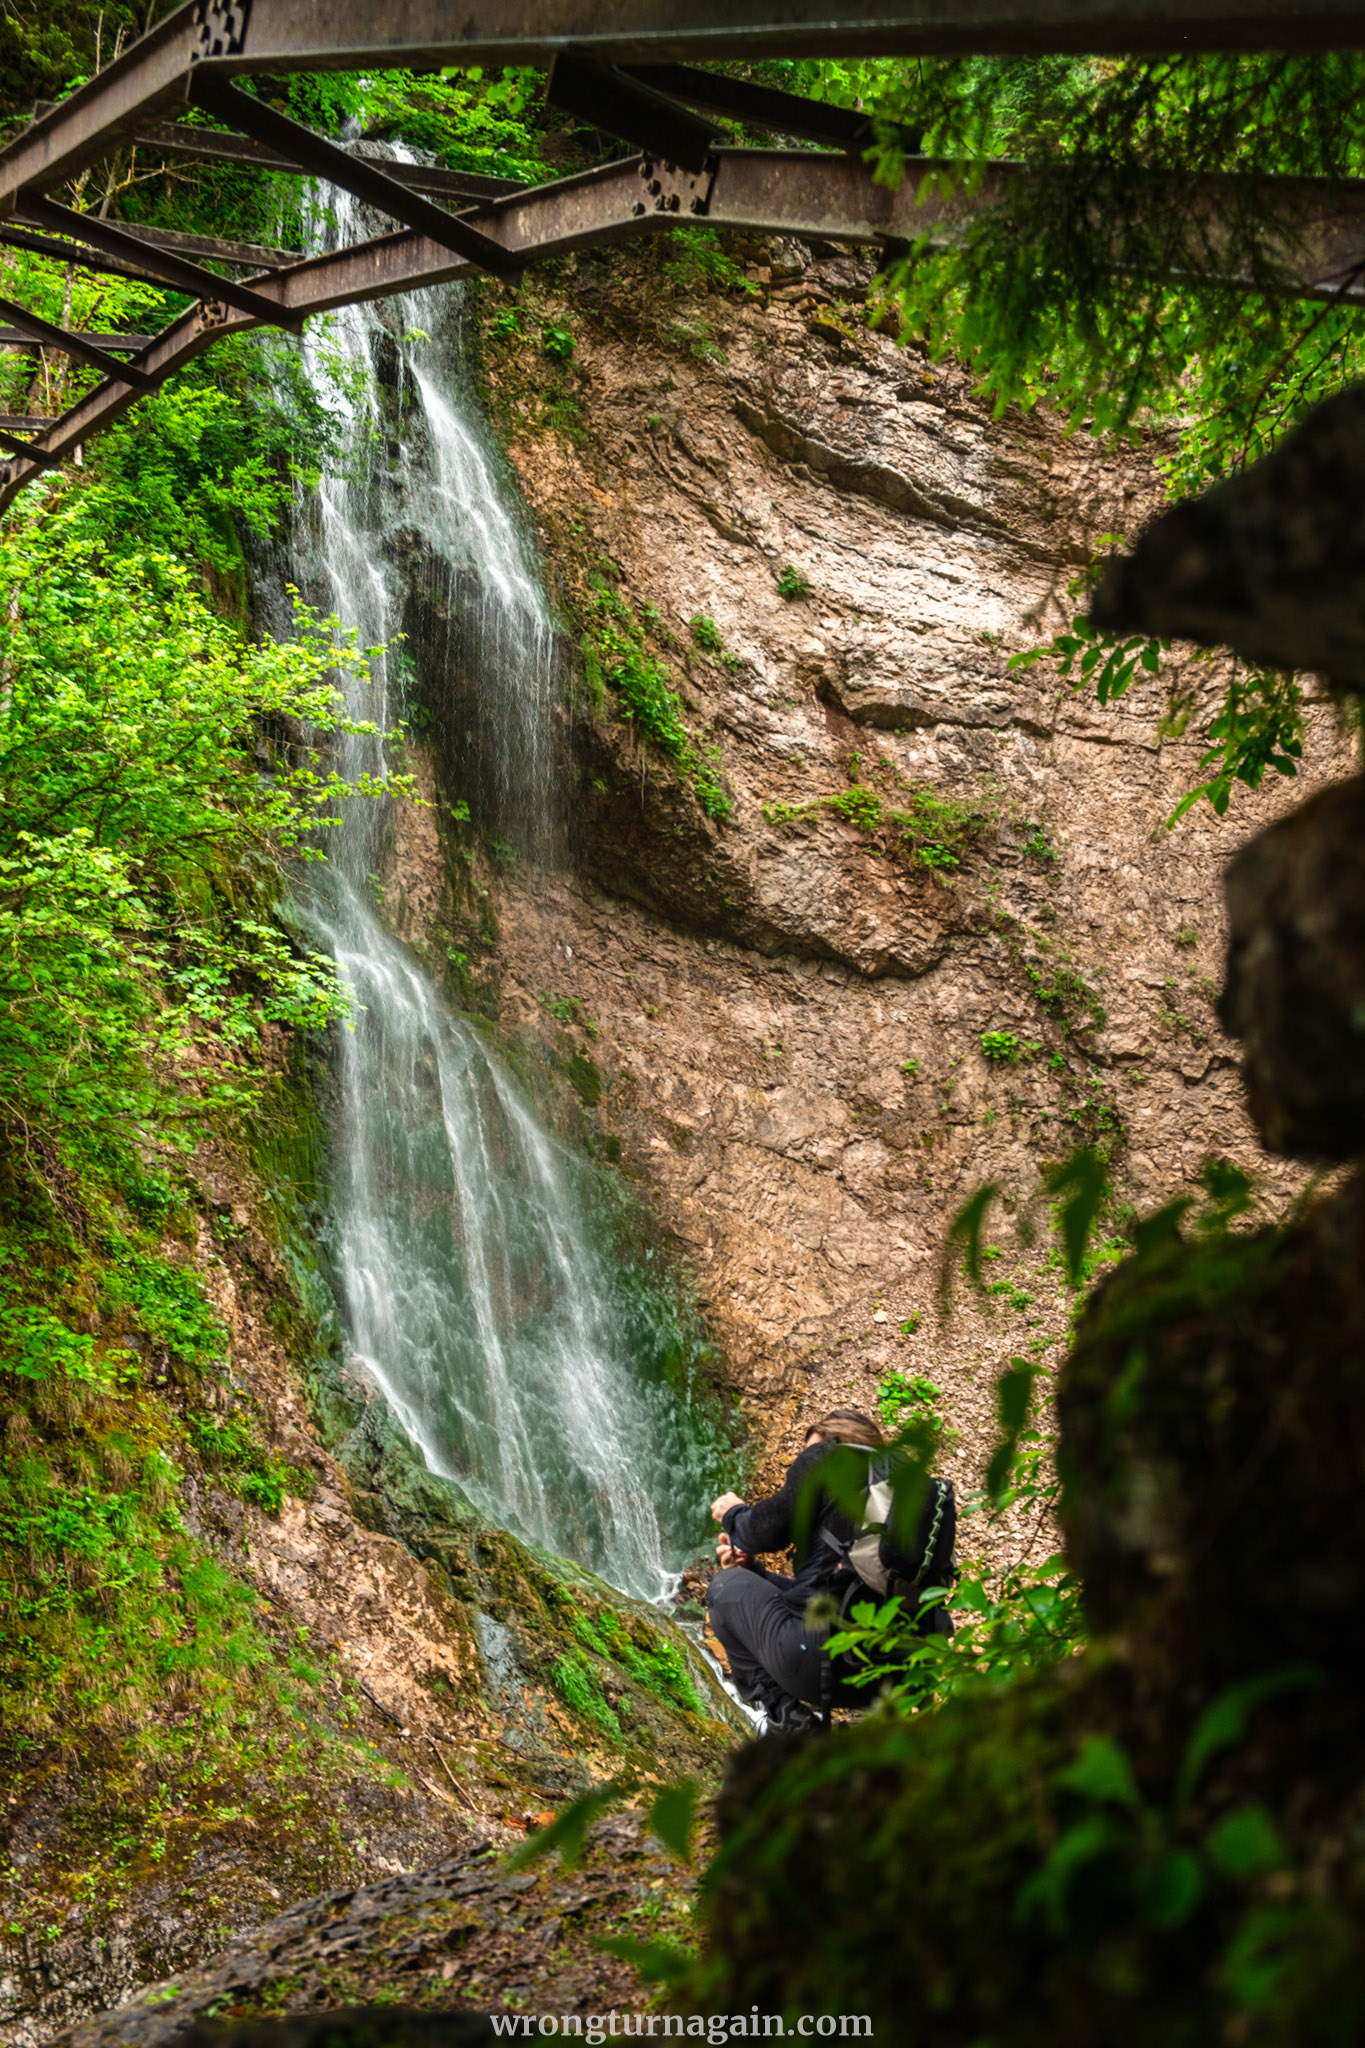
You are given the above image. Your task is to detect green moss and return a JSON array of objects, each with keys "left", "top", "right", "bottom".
[
  {"left": 551, "top": 1650, "right": 622, "bottom": 1739},
  {"left": 764, "top": 777, "right": 994, "bottom": 870},
  {"left": 617, "top": 1634, "right": 705, "bottom": 1716},
  {"left": 566, "top": 1051, "right": 602, "bottom": 1106}
]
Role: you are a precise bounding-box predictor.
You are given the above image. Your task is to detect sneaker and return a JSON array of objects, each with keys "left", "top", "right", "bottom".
[{"left": 755, "top": 1690, "right": 821, "bottom": 1735}]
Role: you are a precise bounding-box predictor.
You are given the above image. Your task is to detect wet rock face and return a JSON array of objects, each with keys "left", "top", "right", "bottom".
[
  {"left": 1219, "top": 773, "right": 1365, "bottom": 1160},
  {"left": 415, "top": 238, "right": 1351, "bottom": 1513}
]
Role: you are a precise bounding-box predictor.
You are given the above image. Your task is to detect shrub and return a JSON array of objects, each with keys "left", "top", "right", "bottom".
[
  {"left": 540, "top": 319, "right": 575, "bottom": 361},
  {"left": 776, "top": 563, "right": 811, "bottom": 600},
  {"left": 981, "top": 1030, "right": 1032, "bottom": 1064}
]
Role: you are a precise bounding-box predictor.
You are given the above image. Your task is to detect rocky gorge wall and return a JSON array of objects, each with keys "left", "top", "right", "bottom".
[
  {"left": 385, "top": 230, "right": 1349, "bottom": 1530},
  {"left": 11, "top": 230, "right": 1355, "bottom": 2048}
]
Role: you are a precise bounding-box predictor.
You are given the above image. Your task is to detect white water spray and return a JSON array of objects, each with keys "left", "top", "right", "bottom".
[{"left": 284, "top": 172, "right": 714, "bottom": 1601}]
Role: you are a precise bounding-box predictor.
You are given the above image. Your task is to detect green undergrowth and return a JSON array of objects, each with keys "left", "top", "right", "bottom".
[
  {"left": 764, "top": 769, "right": 995, "bottom": 872},
  {"left": 2, "top": 1167, "right": 309, "bottom": 1746},
  {"left": 0, "top": 1147, "right": 410, "bottom": 1945},
  {"left": 537, "top": 1575, "right": 723, "bottom": 1760},
  {"left": 581, "top": 575, "right": 733, "bottom": 821}
]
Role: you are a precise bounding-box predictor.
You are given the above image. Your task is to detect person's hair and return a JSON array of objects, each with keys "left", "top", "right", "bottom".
[{"left": 805, "top": 1407, "right": 884, "bottom": 1450}]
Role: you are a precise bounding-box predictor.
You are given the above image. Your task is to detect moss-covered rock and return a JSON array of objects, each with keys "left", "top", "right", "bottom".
[{"left": 696, "top": 1174, "right": 1365, "bottom": 2045}]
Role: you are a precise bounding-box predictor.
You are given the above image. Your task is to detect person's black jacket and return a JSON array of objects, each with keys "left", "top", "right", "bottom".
[{"left": 720, "top": 1440, "right": 857, "bottom": 1616}]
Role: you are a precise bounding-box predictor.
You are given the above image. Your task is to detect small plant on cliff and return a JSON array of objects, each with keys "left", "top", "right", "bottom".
[
  {"left": 876, "top": 1370, "right": 949, "bottom": 1440},
  {"left": 981, "top": 1030, "right": 1036, "bottom": 1064},
  {"left": 776, "top": 563, "right": 811, "bottom": 601},
  {"left": 540, "top": 319, "right": 575, "bottom": 362},
  {"left": 185, "top": 1407, "right": 306, "bottom": 1516},
  {"left": 764, "top": 777, "right": 992, "bottom": 872},
  {"left": 1027, "top": 955, "right": 1108, "bottom": 1032},
  {"left": 689, "top": 613, "right": 725, "bottom": 654},
  {"left": 586, "top": 585, "right": 733, "bottom": 823}
]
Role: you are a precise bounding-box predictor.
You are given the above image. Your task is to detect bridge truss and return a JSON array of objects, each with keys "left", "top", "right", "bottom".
[{"left": 0, "top": 0, "right": 1363, "bottom": 507}]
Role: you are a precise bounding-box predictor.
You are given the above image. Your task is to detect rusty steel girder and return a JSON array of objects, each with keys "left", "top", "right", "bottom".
[
  {"left": 7, "top": 146, "right": 1365, "bottom": 504},
  {"left": 2, "top": 0, "right": 1364, "bottom": 223}
]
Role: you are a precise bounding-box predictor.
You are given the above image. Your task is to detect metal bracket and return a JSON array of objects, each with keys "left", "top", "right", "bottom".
[
  {"left": 189, "top": 0, "right": 252, "bottom": 63},
  {"left": 634, "top": 155, "right": 716, "bottom": 220},
  {"left": 197, "top": 297, "right": 235, "bottom": 332}
]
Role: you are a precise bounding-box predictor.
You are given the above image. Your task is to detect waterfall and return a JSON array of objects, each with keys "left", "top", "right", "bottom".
[{"left": 282, "top": 174, "right": 716, "bottom": 1603}]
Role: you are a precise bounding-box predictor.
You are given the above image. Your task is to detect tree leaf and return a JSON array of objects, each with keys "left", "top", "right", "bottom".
[
  {"left": 1056, "top": 1733, "right": 1139, "bottom": 1806},
  {"left": 1206, "top": 1805, "right": 1286, "bottom": 1877},
  {"left": 647, "top": 1779, "right": 698, "bottom": 1863},
  {"left": 1176, "top": 1664, "right": 1322, "bottom": 1811},
  {"left": 1139, "top": 1849, "right": 1204, "bottom": 1928},
  {"left": 938, "top": 1181, "right": 1001, "bottom": 1314},
  {"left": 504, "top": 1779, "right": 636, "bottom": 1872}
]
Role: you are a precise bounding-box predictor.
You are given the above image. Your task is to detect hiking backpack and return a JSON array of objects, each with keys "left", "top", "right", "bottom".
[{"left": 820, "top": 1455, "right": 957, "bottom": 1632}]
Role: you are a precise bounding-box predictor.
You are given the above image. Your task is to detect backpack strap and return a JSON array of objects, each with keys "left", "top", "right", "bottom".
[{"left": 903, "top": 1475, "right": 952, "bottom": 1592}]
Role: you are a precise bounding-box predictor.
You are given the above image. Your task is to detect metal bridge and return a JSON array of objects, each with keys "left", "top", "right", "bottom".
[{"left": 0, "top": 0, "right": 1363, "bottom": 507}]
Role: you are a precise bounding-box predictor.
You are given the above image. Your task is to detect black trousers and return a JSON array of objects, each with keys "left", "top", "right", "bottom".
[{"left": 705, "top": 1565, "right": 826, "bottom": 1707}]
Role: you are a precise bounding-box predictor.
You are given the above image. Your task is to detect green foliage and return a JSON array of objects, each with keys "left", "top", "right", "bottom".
[
  {"left": 586, "top": 586, "right": 733, "bottom": 822},
  {"left": 688, "top": 613, "right": 725, "bottom": 654},
  {"left": 868, "top": 54, "right": 1356, "bottom": 819},
  {"left": 509, "top": 1772, "right": 701, "bottom": 1875},
  {"left": 0, "top": 514, "right": 404, "bottom": 1166},
  {"left": 661, "top": 226, "right": 758, "bottom": 298},
  {"left": 1009, "top": 604, "right": 1167, "bottom": 707},
  {"left": 0, "top": 1190, "right": 333, "bottom": 1771},
  {"left": 875, "top": 1370, "right": 947, "bottom": 1442},
  {"left": 1025, "top": 954, "right": 1107, "bottom": 1033},
  {"left": 981, "top": 1030, "right": 1035, "bottom": 1064},
  {"left": 185, "top": 1408, "right": 302, "bottom": 1517},
  {"left": 540, "top": 319, "right": 576, "bottom": 363},
  {"left": 776, "top": 563, "right": 811, "bottom": 601},
  {"left": 764, "top": 778, "right": 993, "bottom": 871},
  {"left": 1009, "top": 586, "right": 1304, "bottom": 824},
  {"left": 99, "top": 1252, "right": 227, "bottom": 1370},
  {"left": 365, "top": 67, "right": 554, "bottom": 184},
  {"left": 539, "top": 990, "right": 597, "bottom": 1034}
]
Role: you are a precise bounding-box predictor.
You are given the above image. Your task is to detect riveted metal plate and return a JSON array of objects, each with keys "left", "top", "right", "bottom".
[
  {"left": 190, "top": 0, "right": 252, "bottom": 63},
  {"left": 634, "top": 155, "right": 717, "bottom": 220}
]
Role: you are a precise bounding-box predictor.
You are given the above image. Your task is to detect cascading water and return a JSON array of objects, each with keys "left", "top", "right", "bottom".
[{"left": 282, "top": 173, "right": 719, "bottom": 1603}]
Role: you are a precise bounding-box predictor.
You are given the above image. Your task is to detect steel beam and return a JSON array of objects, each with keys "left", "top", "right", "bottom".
[
  {"left": 0, "top": 427, "right": 61, "bottom": 465},
  {"left": 546, "top": 50, "right": 723, "bottom": 173},
  {"left": 17, "top": 195, "right": 305, "bottom": 327},
  {"left": 189, "top": 74, "right": 524, "bottom": 276},
  {"left": 120, "top": 0, "right": 1365, "bottom": 74},
  {"left": 28, "top": 103, "right": 527, "bottom": 202},
  {"left": 0, "top": 329, "right": 152, "bottom": 348},
  {"left": 0, "top": 221, "right": 177, "bottom": 287},
  {"left": 0, "top": 297, "right": 157, "bottom": 390},
  {"left": 103, "top": 118, "right": 525, "bottom": 204},
  {"left": 4, "top": 2, "right": 1365, "bottom": 225},
  {"left": 7, "top": 148, "right": 1365, "bottom": 502},
  {"left": 625, "top": 63, "right": 875, "bottom": 151},
  {"left": 117, "top": 220, "right": 301, "bottom": 267}
]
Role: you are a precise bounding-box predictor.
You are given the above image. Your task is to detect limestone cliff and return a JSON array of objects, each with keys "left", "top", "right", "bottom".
[{"left": 389, "top": 232, "right": 1346, "bottom": 1523}]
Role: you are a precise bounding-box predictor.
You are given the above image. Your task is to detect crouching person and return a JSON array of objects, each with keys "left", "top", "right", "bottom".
[{"left": 704, "top": 1409, "right": 875, "bottom": 1733}]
